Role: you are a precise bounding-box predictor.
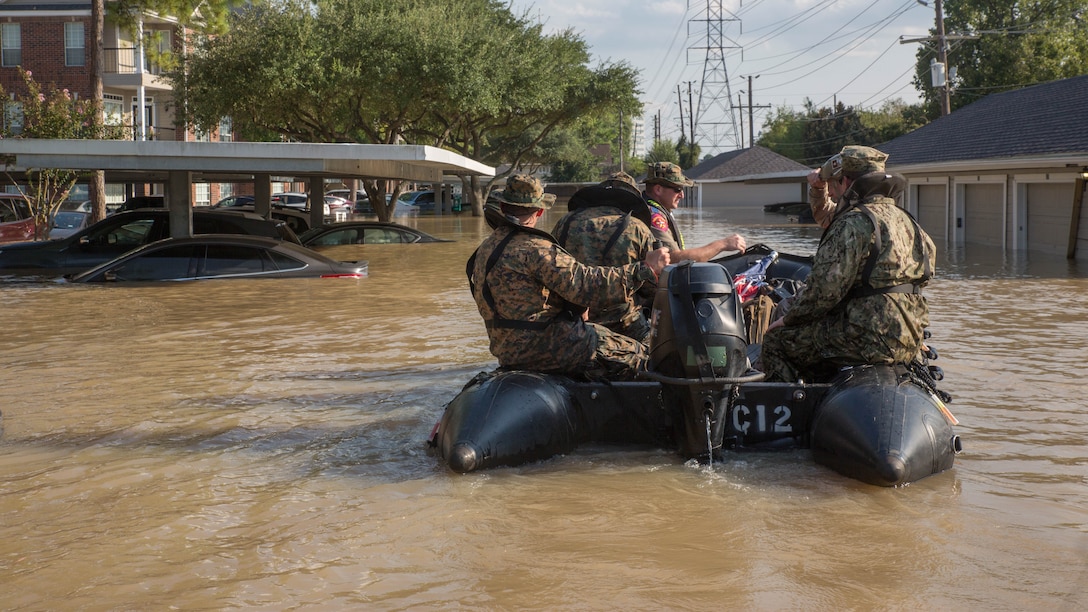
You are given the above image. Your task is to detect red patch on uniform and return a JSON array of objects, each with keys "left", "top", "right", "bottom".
[{"left": 650, "top": 212, "right": 669, "bottom": 232}]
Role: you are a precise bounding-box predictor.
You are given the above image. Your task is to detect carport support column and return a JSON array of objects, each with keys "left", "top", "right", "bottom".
[
  {"left": 168, "top": 170, "right": 193, "bottom": 238},
  {"left": 308, "top": 176, "right": 325, "bottom": 229},
  {"left": 1069, "top": 175, "right": 1085, "bottom": 259},
  {"left": 254, "top": 174, "right": 272, "bottom": 217}
]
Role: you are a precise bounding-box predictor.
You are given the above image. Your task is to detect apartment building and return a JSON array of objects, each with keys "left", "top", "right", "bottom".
[{"left": 0, "top": 0, "right": 240, "bottom": 205}]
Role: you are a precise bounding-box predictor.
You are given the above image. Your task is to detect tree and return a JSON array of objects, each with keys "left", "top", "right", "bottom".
[
  {"left": 755, "top": 98, "right": 923, "bottom": 166},
  {"left": 913, "top": 0, "right": 1088, "bottom": 116},
  {"left": 170, "top": 0, "right": 641, "bottom": 219},
  {"left": 1, "top": 70, "right": 122, "bottom": 239},
  {"left": 644, "top": 139, "right": 679, "bottom": 165},
  {"left": 675, "top": 135, "right": 701, "bottom": 169}
]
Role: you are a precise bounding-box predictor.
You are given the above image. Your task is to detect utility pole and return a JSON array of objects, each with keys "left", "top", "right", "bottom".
[
  {"left": 934, "top": 0, "right": 951, "bottom": 115},
  {"left": 687, "top": 82, "right": 695, "bottom": 162},
  {"left": 737, "top": 94, "right": 744, "bottom": 148},
  {"left": 900, "top": 0, "right": 978, "bottom": 116},
  {"left": 737, "top": 76, "right": 771, "bottom": 150},
  {"left": 618, "top": 108, "right": 624, "bottom": 172},
  {"left": 677, "top": 85, "right": 686, "bottom": 146}
]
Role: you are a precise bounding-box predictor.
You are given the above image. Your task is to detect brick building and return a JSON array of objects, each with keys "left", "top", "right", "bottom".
[{"left": 0, "top": 0, "right": 259, "bottom": 205}]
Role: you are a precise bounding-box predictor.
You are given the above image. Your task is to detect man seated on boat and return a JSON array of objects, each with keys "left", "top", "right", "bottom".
[
  {"left": 642, "top": 161, "right": 747, "bottom": 261},
  {"left": 468, "top": 174, "right": 670, "bottom": 381},
  {"left": 550, "top": 172, "right": 658, "bottom": 342},
  {"left": 759, "top": 145, "right": 937, "bottom": 382}
]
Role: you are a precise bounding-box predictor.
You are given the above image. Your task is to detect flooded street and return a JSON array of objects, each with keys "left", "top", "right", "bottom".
[{"left": 1, "top": 208, "right": 1085, "bottom": 610}]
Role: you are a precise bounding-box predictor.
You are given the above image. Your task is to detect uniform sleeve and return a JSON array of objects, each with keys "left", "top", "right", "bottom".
[
  {"left": 783, "top": 213, "right": 872, "bottom": 326},
  {"left": 809, "top": 185, "right": 836, "bottom": 229},
  {"left": 526, "top": 241, "right": 648, "bottom": 311}
]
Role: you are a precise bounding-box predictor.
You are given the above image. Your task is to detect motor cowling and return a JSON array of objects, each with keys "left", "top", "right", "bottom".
[
  {"left": 649, "top": 261, "right": 748, "bottom": 380},
  {"left": 648, "top": 261, "right": 748, "bottom": 460}
]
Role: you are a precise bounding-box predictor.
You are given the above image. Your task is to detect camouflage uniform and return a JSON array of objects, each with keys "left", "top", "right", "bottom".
[
  {"left": 470, "top": 175, "right": 658, "bottom": 380},
  {"left": 761, "top": 147, "right": 936, "bottom": 382},
  {"left": 552, "top": 172, "right": 657, "bottom": 342},
  {"left": 642, "top": 162, "right": 693, "bottom": 251}
]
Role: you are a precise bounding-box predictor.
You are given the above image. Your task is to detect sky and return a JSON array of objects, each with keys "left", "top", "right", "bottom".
[{"left": 507, "top": 0, "right": 941, "bottom": 155}]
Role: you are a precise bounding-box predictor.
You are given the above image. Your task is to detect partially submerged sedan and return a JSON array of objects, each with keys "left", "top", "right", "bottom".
[
  {"left": 69, "top": 235, "right": 367, "bottom": 282},
  {"left": 299, "top": 221, "right": 451, "bottom": 247}
]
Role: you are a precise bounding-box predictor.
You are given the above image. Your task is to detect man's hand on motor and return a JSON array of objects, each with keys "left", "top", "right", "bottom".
[{"left": 644, "top": 248, "right": 670, "bottom": 276}]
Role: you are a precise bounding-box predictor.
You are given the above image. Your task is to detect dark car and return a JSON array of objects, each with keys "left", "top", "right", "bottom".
[
  {"left": 114, "top": 195, "right": 166, "bottom": 213},
  {"left": 397, "top": 190, "right": 436, "bottom": 213},
  {"left": 68, "top": 234, "right": 368, "bottom": 282},
  {"left": 0, "top": 194, "right": 37, "bottom": 244},
  {"left": 219, "top": 204, "right": 316, "bottom": 235},
  {"left": 0, "top": 209, "right": 298, "bottom": 276},
  {"left": 299, "top": 221, "right": 452, "bottom": 247},
  {"left": 213, "top": 195, "right": 255, "bottom": 208}
]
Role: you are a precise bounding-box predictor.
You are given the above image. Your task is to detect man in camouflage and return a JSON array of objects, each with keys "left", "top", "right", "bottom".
[
  {"left": 469, "top": 174, "right": 670, "bottom": 380},
  {"left": 551, "top": 172, "right": 657, "bottom": 342},
  {"left": 760, "top": 145, "right": 937, "bottom": 382},
  {"left": 642, "top": 161, "right": 747, "bottom": 261}
]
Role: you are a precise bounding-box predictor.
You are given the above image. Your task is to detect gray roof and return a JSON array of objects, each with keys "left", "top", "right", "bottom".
[
  {"left": 685, "top": 146, "right": 811, "bottom": 181},
  {"left": 881, "top": 74, "right": 1088, "bottom": 166}
]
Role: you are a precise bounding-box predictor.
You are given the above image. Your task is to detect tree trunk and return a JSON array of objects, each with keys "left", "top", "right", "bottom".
[{"left": 89, "top": 0, "right": 106, "bottom": 222}]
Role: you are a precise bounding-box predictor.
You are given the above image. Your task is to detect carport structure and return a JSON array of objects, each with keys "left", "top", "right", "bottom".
[{"left": 1, "top": 139, "right": 495, "bottom": 236}]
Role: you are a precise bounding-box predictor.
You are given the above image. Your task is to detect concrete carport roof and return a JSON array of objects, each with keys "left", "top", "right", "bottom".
[{"left": 1, "top": 139, "right": 495, "bottom": 236}]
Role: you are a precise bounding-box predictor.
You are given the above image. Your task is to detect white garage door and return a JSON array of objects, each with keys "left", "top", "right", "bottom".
[
  {"left": 916, "top": 184, "right": 946, "bottom": 240},
  {"left": 964, "top": 183, "right": 1004, "bottom": 246},
  {"left": 1025, "top": 182, "right": 1072, "bottom": 254}
]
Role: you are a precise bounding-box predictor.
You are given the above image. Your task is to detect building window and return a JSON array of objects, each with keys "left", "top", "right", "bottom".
[
  {"left": 194, "top": 183, "right": 210, "bottom": 207},
  {"left": 103, "top": 94, "right": 124, "bottom": 127},
  {"left": 3, "top": 100, "right": 24, "bottom": 134},
  {"left": 65, "top": 22, "right": 85, "bottom": 67},
  {"left": 1, "top": 23, "right": 21, "bottom": 67},
  {"left": 218, "top": 117, "right": 233, "bottom": 142}
]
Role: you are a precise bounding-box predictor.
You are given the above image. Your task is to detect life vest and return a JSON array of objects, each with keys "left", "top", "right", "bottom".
[
  {"left": 822, "top": 172, "right": 933, "bottom": 299},
  {"left": 646, "top": 198, "right": 685, "bottom": 249}
]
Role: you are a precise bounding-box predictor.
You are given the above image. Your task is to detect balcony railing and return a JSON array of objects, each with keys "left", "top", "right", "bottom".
[{"left": 103, "top": 48, "right": 164, "bottom": 75}]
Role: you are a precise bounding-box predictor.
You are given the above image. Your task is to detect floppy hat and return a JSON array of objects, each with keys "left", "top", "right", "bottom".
[{"left": 643, "top": 162, "right": 694, "bottom": 189}]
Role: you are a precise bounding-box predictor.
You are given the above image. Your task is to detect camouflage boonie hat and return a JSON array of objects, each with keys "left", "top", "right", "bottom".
[
  {"left": 494, "top": 174, "right": 546, "bottom": 208},
  {"left": 819, "top": 145, "right": 888, "bottom": 182},
  {"left": 601, "top": 171, "right": 640, "bottom": 194},
  {"left": 643, "top": 162, "right": 694, "bottom": 188}
]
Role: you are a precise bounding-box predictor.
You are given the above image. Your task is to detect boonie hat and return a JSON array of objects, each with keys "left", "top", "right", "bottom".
[
  {"left": 643, "top": 162, "right": 694, "bottom": 189},
  {"left": 819, "top": 145, "right": 888, "bottom": 182},
  {"left": 493, "top": 174, "right": 547, "bottom": 209},
  {"left": 601, "top": 171, "right": 641, "bottom": 195}
]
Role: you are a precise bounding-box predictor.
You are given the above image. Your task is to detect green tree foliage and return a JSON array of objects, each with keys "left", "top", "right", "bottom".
[
  {"left": 1, "top": 70, "right": 122, "bottom": 239},
  {"left": 757, "top": 98, "right": 924, "bottom": 166},
  {"left": 913, "top": 0, "right": 1088, "bottom": 115},
  {"left": 171, "top": 0, "right": 641, "bottom": 218},
  {"left": 675, "top": 135, "right": 701, "bottom": 169},
  {"left": 644, "top": 139, "right": 680, "bottom": 165}
]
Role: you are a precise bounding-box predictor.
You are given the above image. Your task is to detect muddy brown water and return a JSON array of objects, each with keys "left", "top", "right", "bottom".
[{"left": 2, "top": 208, "right": 1085, "bottom": 610}]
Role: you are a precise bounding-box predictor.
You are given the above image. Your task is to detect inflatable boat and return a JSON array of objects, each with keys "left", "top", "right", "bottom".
[{"left": 429, "top": 245, "right": 961, "bottom": 487}]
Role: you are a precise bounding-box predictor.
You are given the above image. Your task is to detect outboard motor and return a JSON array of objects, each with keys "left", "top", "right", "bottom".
[{"left": 647, "top": 261, "right": 755, "bottom": 460}]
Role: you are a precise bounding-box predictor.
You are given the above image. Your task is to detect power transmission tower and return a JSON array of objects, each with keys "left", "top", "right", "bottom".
[{"left": 689, "top": 0, "right": 741, "bottom": 155}]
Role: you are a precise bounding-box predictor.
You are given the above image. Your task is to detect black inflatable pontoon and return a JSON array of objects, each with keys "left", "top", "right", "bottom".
[{"left": 431, "top": 245, "right": 961, "bottom": 486}]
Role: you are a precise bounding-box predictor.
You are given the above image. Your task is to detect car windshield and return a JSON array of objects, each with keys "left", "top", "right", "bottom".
[
  {"left": 0, "top": 197, "right": 31, "bottom": 222},
  {"left": 53, "top": 212, "right": 86, "bottom": 228}
]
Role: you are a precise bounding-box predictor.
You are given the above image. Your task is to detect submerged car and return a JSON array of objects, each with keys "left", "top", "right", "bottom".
[
  {"left": 299, "top": 221, "right": 451, "bottom": 247},
  {"left": 68, "top": 234, "right": 367, "bottom": 282},
  {"left": 0, "top": 209, "right": 298, "bottom": 276},
  {"left": 0, "top": 194, "right": 37, "bottom": 244}
]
